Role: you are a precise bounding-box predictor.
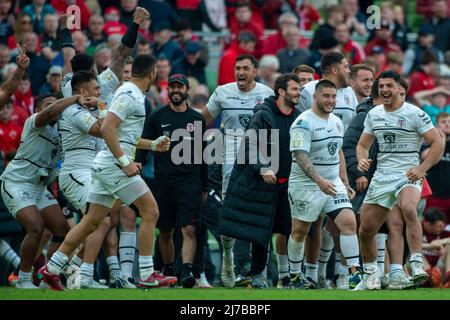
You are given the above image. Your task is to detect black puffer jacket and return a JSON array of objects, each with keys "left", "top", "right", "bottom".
[
  {"left": 342, "top": 97, "right": 378, "bottom": 192},
  {"left": 219, "top": 97, "right": 300, "bottom": 246}
]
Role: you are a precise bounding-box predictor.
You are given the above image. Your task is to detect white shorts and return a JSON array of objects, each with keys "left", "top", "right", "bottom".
[
  {"left": 363, "top": 172, "right": 423, "bottom": 210},
  {"left": 87, "top": 164, "right": 149, "bottom": 208},
  {"left": 0, "top": 180, "right": 58, "bottom": 217},
  {"left": 59, "top": 172, "right": 92, "bottom": 214},
  {"left": 288, "top": 178, "right": 352, "bottom": 223}
]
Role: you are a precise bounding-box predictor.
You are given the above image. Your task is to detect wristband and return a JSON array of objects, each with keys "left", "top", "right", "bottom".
[
  {"left": 117, "top": 155, "right": 130, "bottom": 167},
  {"left": 150, "top": 136, "right": 166, "bottom": 151},
  {"left": 60, "top": 28, "right": 74, "bottom": 49},
  {"left": 97, "top": 101, "right": 107, "bottom": 118},
  {"left": 99, "top": 109, "right": 107, "bottom": 119}
]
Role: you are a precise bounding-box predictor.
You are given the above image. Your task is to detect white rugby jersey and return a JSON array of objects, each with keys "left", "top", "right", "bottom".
[
  {"left": 0, "top": 114, "right": 59, "bottom": 185},
  {"left": 297, "top": 80, "right": 358, "bottom": 132},
  {"left": 289, "top": 109, "right": 344, "bottom": 189},
  {"left": 58, "top": 104, "right": 98, "bottom": 174},
  {"left": 364, "top": 102, "right": 434, "bottom": 174},
  {"left": 206, "top": 82, "right": 273, "bottom": 162},
  {"left": 61, "top": 68, "right": 119, "bottom": 107},
  {"left": 93, "top": 81, "right": 146, "bottom": 166}
]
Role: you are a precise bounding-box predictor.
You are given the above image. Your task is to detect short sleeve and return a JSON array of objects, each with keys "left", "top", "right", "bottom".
[
  {"left": 72, "top": 108, "right": 97, "bottom": 134},
  {"left": 363, "top": 111, "right": 374, "bottom": 135},
  {"left": 297, "top": 86, "right": 313, "bottom": 113},
  {"left": 290, "top": 118, "right": 312, "bottom": 153},
  {"left": 98, "top": 68, "right": 120, "bottom": 102},
  {"left": 61, "top": 73, "right": 73, "bottom": 98},
  {"left": 415, "top": 110, "right": 434, "bottom": 135},
  {"left": 109, "top": 93, "right": 135, "bottom": 121},
  {"left": 206, "top": 88, "right": 221, "bottom": 119}
]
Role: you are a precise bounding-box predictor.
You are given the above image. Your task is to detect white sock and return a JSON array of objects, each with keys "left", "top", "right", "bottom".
[
  {"left": 221, "top": 235, "right": 235, "bottom": 259},
  {"left": 340, "top": 234, "right": 360, "bottom": 269},
  {"left": 70, "top": 255, "right": 83, "bottom": 268},
  {"left": 410, "top": 252, "right": 423, "bottom": 264},
  {"left": 363, "top": 261, "right": 377, "bottom": 274},
  {"left": 80, "top": 262, "right": 94, "bottom": 282},
  {"left": 305, "top": 262, "right": 318, "bottom": 283},
  {"left": 47, "top": 251, "right": 69, "bottom": 275},
  {"left": 106, "top": 256, "right": 122, "bottom": 280},
  {"left": 18, "top": 271, "right": 32, "bottom": 282},
  {"left": 334, "top": 252, "right": 342, "bottom": 276},
  {"left": 390, "top": 263, "right": 403, "bottom": 276},
  {"left": 318, "top": 229, "right": 334, "bottom": 278},
  {"left": 0, "top": 240, "right": 20, "bottom": 269},
  {"left": 288, "top": 236, "right": 304, "bottom": 275},
  {"left": 119, "top": 231, "right": 136, "bottom": 279},
  {"left": 276, "top": 254, "right": 289, "bottom": 279},
  {"left": 375, "top": 233, "right": 386, "bottom": 276},
  {"left": 139, "top": 255, "right": 154, "bottom": 280}
]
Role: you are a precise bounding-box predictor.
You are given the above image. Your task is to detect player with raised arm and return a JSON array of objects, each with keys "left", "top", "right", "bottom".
[
  {"left": 39, "top": 54, "right": 176, "bottom": 291},
  {"left": 355, "top": 71, "right": 444, "bottom": 290}
]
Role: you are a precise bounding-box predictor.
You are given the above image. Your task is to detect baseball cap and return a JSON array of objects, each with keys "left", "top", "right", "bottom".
[
  {"left": 48, "top": 65, "right": 62, "bottom": 76},
  {"left": 185, "top": 41, "right": 201, "bottom": 55},
  {"left": 169, "top": 74, "right": 190, "bottom": 88}
]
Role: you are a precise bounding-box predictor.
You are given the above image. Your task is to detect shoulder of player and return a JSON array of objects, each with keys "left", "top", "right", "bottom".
[
  {"left": 254, "top": 82, "right": 274, "bottom": 95},
  {"left": 301, "top": 80, "right": 318, "bottom": 94},
  {"left": 187, "top": 107, "right": 206, "bottom": 121},
  {"left": 291, "top": 112, "right": 312, "bottom": 131}
]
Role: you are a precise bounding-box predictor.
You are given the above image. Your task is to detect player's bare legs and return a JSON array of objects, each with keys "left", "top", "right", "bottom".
[
  {"left": 304, "top": 218, "right": 322, "bottom": 287},
  {"left": 40, "top": 205, "right": 71, "bottom": 260},
  {"left": 288, "top": 218, "right": 314, "bottom": 289}
]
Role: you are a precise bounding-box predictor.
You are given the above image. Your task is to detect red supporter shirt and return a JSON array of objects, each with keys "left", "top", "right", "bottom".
[
  {"left": 422, "top": 221, "right": 450, "bottom": 266},
  {"left": 408, "top": 69, "right": 436, "bottom": 97},
  {"left": 0, "top": 120, "right": 22, "bottom": 155}
]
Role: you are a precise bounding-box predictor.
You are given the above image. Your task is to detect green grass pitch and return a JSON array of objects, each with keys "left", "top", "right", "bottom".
[{"left": 0, "top": 287, "right": 449, "bottom": 300}]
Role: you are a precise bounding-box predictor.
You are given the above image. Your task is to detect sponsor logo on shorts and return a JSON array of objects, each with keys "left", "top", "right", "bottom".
[
  {"left": 293, "top": 201, "right": 307, "bottom": 212},
  {"left": 333, "top": 194, "right": 351, "bottom": 205},
  {"left": 18, "top": 191, "right": 32, "bottom": 201},
  {"left": 394, "top": 178, "right": 422, "bottom": 191}
]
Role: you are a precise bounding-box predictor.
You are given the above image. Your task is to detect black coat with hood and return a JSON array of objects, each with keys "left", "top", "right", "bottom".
[{"left": 219, "top": 96, "right": 300, "bottom": 246}]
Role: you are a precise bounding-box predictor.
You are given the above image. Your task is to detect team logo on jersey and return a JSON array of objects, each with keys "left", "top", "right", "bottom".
[
  {"left": 327, "top": 142, "right": 337, "bottom": 155},
  {"left": 383, "top": 133, "right": 396, "bottom": 143},
  {"left": 186, "top": 123, "right": 194, "bottom": 132},
  {"left": 239, "top": 114, "right": 252, "bottom": 127},
  {"left": 344, "top": 95, "right": 350, "bottom": 105},
  {"left": 255, "top": 96, "right": 263, "bottom": 105},
  {"left": 397, "top": 117, "right": 406, "bottom": 127}
]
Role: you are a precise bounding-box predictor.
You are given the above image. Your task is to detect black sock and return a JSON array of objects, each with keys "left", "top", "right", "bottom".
[
  {"left": 182, "top": 263, "right": 193, "bottom": 277},
  {"left": 164, "top": 263, "right": 175, "bottom": 276}
]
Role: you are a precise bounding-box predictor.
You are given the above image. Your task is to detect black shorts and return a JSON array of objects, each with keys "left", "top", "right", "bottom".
[
  {"left": 272, "top": 182, "right": 291, "bottom": 236},
  {"left": 199, "top": 188, "right": 222, "bottom": 239},
  {"left": 154, "top": 182, "right": 202, "bottom": 230}
]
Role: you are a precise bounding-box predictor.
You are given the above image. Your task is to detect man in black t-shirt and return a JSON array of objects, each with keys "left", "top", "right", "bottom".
[{"left": 137, "top": 73, "right": 208, "bottom": 288}]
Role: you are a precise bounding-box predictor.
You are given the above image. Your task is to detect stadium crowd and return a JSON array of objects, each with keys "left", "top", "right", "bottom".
[{"left": 0, "top": 0, "right": 450, "bottom": 291}]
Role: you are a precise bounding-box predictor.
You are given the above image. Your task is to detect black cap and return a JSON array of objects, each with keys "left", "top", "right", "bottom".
[
  {"left": 319, "top": 36, "right": 338, "bottom": 50},
  {"left": 168, "top": 73, "right": 190, "bottom": 88},
  {"left": 152, "top": 21, "right": 171, "bottom": 32}
]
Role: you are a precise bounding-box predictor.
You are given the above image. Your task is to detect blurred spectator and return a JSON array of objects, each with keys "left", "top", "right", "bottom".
[
  {"left": 40, "top": 14, "right": 61, "bottom": 62},
  {"left": 0, "top": 44, "right": 10, "bottom": 73},
  {"left": 439, "top": 75, "right": 450, "bottom": 104},
  {"left": 22, "top": 31, "right": 50, "bottom": 95},
  {"left": 151, "top": 21, "right": 184, "bottom": 62},
  {"left": 228, "top": 1, "right": 264, "bottom": 45},
  {"left": 256, "top": 54, "right": 279, "bottom": 87},
  {"left": 171, "top": 41, "right": 206, "bottom": 85},
  {"left": 423, "top": 0, "right": 450, "bottom": 53},
  {"left": 226, "top": 0, "right": 264, "bottom": 30},
  {"left": 296, "top": 0, "right": 323, "bottom": 32},
  {"left": 120, "top": 0, "right": 138, "bottom": 26},
  {"left": 292, "top": 64, "right": 315, "bottom": 86},
  {"left": 136, "top": 38, "right": 151, "bottom": 55},
  {"left": 403, "top": 25, "right": 444, "bottom": 76},
  {"left": 103, "top": 6, "right": 127, "bottom": 36},
  {"left": 309, "top": 5, "right": 344, "bottom": 51},
  {"left": 261, "top": 12, "right": 308, "bottom": 56},
  {"left": 0, "top": 99, "right": 22, "bottom": 156},
  {"left": 8, "top": 13, "right": 34, "bottom": 56},
  {"left": 139, "top": 0, "right": 180, "bottom": 32},
  {"left": 364, "top": 20, "right": 402, "bottom": 56},
  {"left": 415, "top": 87, "right": 450, "bottom": 124},
  {"left": 22, "top": 0, "right": 56, "bottom": 33},
  {"left": 13, "top": 73, "right": 34, "bottom": 117},
  {"left": 174, "top": 19, "right": 208, "bottom": 65},
  {"left": 39, "top": 65, "right": 62, "bottom": 95},
  {"left": 51, "top": 0, "right": 92, "bottom": 29},
  {"left": 334, "top": 23, "right": 365, "bottom": 65},
  {"left": 72, "top": 30, "right": 89, "bottom": 54},
  {"left": 0, "top": 0, "right": 14, "bottom": 45},
  {"left": 276, "top": 26, "right": 310, "bottom": 74},
  {"left": 307, "top": 35, "right": 339, "bottom": 77},
  {"left": 417, "top": 0, "right": 434, "bottom": 20},
  {"left": 94, "top": 43, "right": 112, "bottom": 74},
  {"left": 85, "top": 0, "right": 102, "bottom": 16},
  {"left": 137, "top": 15, "right": 152, "bottom": 43},
  {"left": 202, "top": 0, "right": 227, "bottom": 31},
  {"left": 423, "top": 113, "right": 450, "bottom": 221},
  {"left": 341, "top": 0, "right": 367, "bottom": 36},
  {"left": 154, "top": 55, "right": 171, "bottom": 106},
  {"left": 107, "top": 33, "right": 122, "bottom": 50},
  {"left": 86, "top": 15, "right": 107, "bottom": 56},
  {"left": 174, "top": 0, "right": 221, "bottom": 31},
  {"left": 408, "top": 50, "right": 438, "bottom": 98},
  {"left": 218, "top": 30, "right": 256, "bottom": 85},
  {"left": 0, "top": 62, "right": 15, "bottom": 82},
  {"left": 191, "top": 91, "right": 209, "bottom": 114},
  {"left": 366, "top": 46, "right": 387, "bottom": 76},
  {"left": 392, "top": 4, "right": 409, "bottom": 51},
  {"left": 362, "top": 57, "right": 380, "bottom": 77},
  {"left": 385, "top": 52, "right": 403, "bottom": 75}
]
